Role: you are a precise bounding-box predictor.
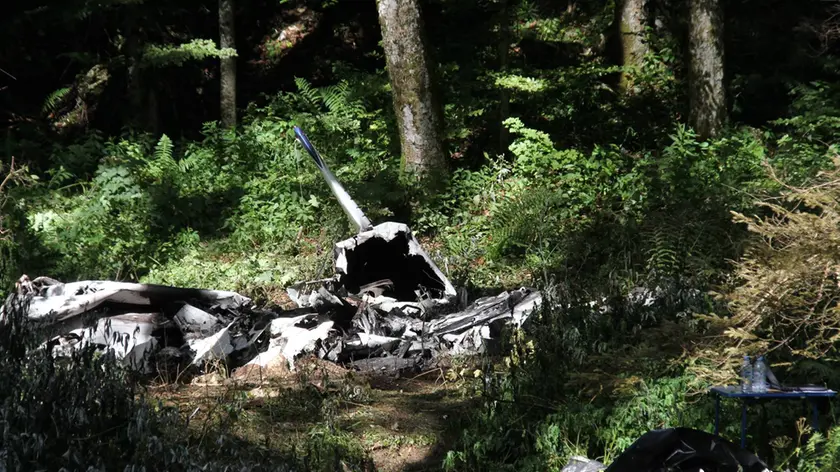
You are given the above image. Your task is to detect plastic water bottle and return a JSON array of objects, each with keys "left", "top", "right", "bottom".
[
  {"left": 753, "top": 356, "right": 768, "bottom": 393},
  {"left": 741, "top": 355, "right": 753, "bottom": 393}
]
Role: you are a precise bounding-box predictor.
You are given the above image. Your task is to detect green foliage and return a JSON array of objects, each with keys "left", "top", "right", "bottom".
[
  {"left": 17, "top": 66, "right": 399, "bottom": 282},
  {"left": 485, "top": 118, "right": 768, "bottom": 290},
  {"left": 225, "top": 72, "right": 396, "bottom": 246},
  {"left": 440, "top": 114, "right": 838, "bottom": 471},
  {"left": 41, "top": 87, "right": 72, "bottom": 115},
  {"left": 442, "top": 286, "right": 717, "bottom": 471},
  {"left": 494, "top": 74, "right": 549, "bottom": 93},
  {"left": 142, "top": 244, "right": 323, "bottom": 304},
  {"left": 793, "top": 424, "right": 840, "bottom": 472},
  {"left": 0, "top": 160, "right": 37, "bottom": 290},
  {"left": 490, "top": 186, "right": 564, "bottom": 252},
  {"left": 8, "top": 1, "right": 840, "bottom": 469},
  {"left": 691, "top": 157, "right": 840, "bottom": 387},
  {"left": 141, "top": 39, "right": 237, "bottom": 68},
  {"left": 769, "top": 80, "right": 840, "bottom": 185},
  {"left": 27, "top": 138, "right": 158, "bottom": 280}
]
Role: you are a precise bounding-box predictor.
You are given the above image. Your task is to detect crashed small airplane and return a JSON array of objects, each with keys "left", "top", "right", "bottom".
[{"left": 0, "top": 128, "right": 542, "bottom": 378}]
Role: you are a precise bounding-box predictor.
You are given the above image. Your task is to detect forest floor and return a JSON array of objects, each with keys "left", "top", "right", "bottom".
[{"left": 148, "top": 355, "right": 477, "bottom": 471}]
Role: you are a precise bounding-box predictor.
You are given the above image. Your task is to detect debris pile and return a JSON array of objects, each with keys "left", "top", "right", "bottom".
[
  {"left": 561, "top": 457, "right": 606, "bottom": 472},
  {"left": 4, "top": 222, "right": 540, "bottom": 378}
]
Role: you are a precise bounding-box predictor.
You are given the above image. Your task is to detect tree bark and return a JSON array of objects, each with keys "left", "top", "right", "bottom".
[
  {"left": 219, "top": 0, "right": 236, "bottom": 128},
  {"left": 688, "top": 0, "right": 725, "bottom": 139},
  {"left": 376, "top": 0, "right": 447, "bottom": 176},
  {"left": 498, "top": 0, "right": 511, "bottom": 152},
  {"left": 617, "top": 0, "right": 649, "bottom": 94},
  {"left": 123, "top": 7, "right": 144, "bottom": 130}
]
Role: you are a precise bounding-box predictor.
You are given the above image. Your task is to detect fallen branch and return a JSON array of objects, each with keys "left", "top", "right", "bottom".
[{"left": 0, "top": 156, "right": 17, "bottom": 194}]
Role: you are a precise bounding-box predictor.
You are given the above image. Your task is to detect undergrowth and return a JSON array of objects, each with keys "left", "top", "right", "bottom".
[
  {"left": 4, "top": 29, "right": 840, "bottom": 472},
  {"left": 0, "top": 293, "right": 375, "bottom": 471}
]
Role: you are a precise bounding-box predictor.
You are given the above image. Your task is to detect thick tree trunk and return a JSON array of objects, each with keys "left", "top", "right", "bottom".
[
  {"left": 617, "top": 0, "right": 649, "bottom": 94},
  {"left": 688, "top": 0, "right": 725, "bottom": 139},
  {"left": 219, "top": 0, "right": 236, "bottom": 128},
  {"left": 376, "top": 0, "right": 447, "bottom": 176}
]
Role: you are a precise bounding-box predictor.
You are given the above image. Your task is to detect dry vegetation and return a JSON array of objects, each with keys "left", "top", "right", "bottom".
[{"left": 691, "top": 158, "right": 840, "bottom": 386}]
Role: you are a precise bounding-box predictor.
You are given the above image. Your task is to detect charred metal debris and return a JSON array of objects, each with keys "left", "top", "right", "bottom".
[{"left": 0, "top": 128, "right": 542, "bottom": 378}]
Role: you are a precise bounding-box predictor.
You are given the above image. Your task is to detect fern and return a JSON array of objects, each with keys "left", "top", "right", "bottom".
[
  {"left": 42, "top": 87, "right": 72, "bottom": 115},
  {"left": 146, "top": 134, "right": 179, "bottom": 181},
  {"left": 795, "top": 425, "right": 840, "bottom": 472},
  {"left": 642, "top": 219, "right": 680, "bottom": 276},
  {"left": 295, "top": 77, "right": 321, "bottom": 106},
  {"left": 178, "top": 151, "right": 199, "bottom": 174},
  {"left": 490, "top": 186, "right": 566, "bottom": 256},
  {"left": 294, "top": 77, "right": 366, "bottom": 124},
  {"left": 638, "top": 206, "right": 733, "bottom": 283},
  {"left": 154, "top": 134, "right": 174, "bottom": 162},
  {"left": 321, "top": 82, "right": 349, "bottom": 113}
]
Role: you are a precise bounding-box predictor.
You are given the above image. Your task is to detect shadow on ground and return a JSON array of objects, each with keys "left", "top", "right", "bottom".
[{"left": 149, "top": 358, "right": 478, "bottom": 472}]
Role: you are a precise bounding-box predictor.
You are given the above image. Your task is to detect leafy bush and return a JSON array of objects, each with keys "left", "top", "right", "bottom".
[
  {"left": 0, "top": 159, "right": 33, "bottom": 289},
  {"left": 442, "top": 285, "right": 717, "bottom": 471},
  {"left": 21, "top": 67, "right": 400, "bottom": 282},
  {"left": 482, "top": 119, "right": 771, "bottom": 291},
  {"left": 27, "top": 134, "right": 174, "bottom": 279},
  {"left": 439, "top": 118, "right": 840, "bottom": 470}
]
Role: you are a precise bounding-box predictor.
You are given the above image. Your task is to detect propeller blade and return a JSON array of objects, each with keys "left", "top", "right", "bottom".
[{"left": 293, "top": 126, "right": 373, "bottom": 233}]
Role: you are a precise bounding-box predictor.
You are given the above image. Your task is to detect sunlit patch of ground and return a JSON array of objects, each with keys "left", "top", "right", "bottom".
[{"left": 148, "top": 355, "right": 477, "bottom": 471}]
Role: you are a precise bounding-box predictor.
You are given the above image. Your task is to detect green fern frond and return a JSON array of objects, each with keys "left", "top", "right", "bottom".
[
  {"left": 490, "top": 187, "right": 565, "bottom": 254},
  {"left": 642, "top": 223, "right": 680, "bottom": 275},
  {"left": 322, "top": 82, "right": 352, "bottom": 115},
  {"left": 154, "top": 134, "right": 174, "bottom": 162},
  {"left": 42, "top": 87, "right": 72, "bottom": 115},
  {"left": 178, "top": 152, "right": 199, "bottom": 173},
  {"left": 294, "top": 77, "right": 364, "bottom": 118},
  {"left": 295, "top": 77, "right": 321, "bottom": 106},
  {"left": 638, "top": 207, "right": 733, "bottom": 281},
  {"left": 145, "top": 134, "right": 179, "bottom": 180},
  {"left": 796, "top": 425, "right": 840, "bottom": 472},
  {"left": 141, "top": 39, "right": 235, "bottom": 68}
]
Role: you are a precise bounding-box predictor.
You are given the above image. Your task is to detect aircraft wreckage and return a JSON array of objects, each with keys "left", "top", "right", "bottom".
[{"left": 0, "top": 127, "right": 542, "bottom": 378}]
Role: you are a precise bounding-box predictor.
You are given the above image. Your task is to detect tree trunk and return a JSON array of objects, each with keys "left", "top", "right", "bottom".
[
  {"left": 688, "top": 0, "right": 725, "bottom": 140},
  {"left": 219, "top": 0, "right": 236, "bottom": 128},
  {"left": 123, "top": 8, "right": 144, "bottom": 130},
  {"left": 376, "top": 0, "right": 447, "bottom": 176},
  {"left": 617, "top": 0, "right": 649, "bottom": 94},
  {"left": 498, "top": 0, "right": 511, "bottom": 152}
]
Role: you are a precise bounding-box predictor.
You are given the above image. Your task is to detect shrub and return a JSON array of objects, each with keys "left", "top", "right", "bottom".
[{"left": 693, "top": 157, "right": 840, "bottom": 386}]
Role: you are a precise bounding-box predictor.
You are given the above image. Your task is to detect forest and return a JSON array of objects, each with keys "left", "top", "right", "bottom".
[{"left": 3, "top": 0, "right": 840, "bottom": 470}]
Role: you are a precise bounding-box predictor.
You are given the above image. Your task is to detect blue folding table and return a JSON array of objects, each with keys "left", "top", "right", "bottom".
[{"left": 710, "top": 386, "right": 837, "bottom": 449}]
